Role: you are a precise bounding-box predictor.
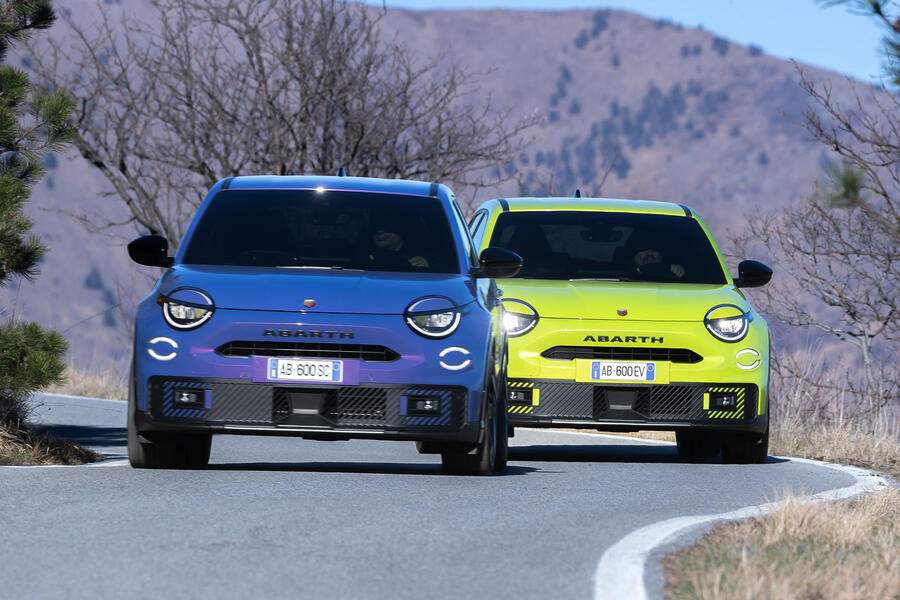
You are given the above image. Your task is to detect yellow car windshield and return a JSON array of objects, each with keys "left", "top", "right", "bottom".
[{"left": 489, "top": 211, "right": 726, "bottom": 284}]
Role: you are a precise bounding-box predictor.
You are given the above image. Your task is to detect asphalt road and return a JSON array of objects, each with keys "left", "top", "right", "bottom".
[{"left": 1, "top": 393, "right": 856, "bottom": 600}]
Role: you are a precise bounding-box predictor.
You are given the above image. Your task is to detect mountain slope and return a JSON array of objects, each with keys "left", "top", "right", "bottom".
[{"left": 0, "top": 4, "right": 879, "bottom": 372}]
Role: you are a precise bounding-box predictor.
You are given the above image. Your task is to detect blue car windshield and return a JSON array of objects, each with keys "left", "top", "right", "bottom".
[
  {"left": 489, "top": 211, "right": 727, "bottom": 284},
  {"left": 182, "top": 189, "right": 460, "bottom": 273}
]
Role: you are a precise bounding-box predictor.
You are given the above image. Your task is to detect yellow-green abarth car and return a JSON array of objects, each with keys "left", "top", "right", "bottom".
[{"left": 469, "top": 196, "right": 773, "bottom": 463}]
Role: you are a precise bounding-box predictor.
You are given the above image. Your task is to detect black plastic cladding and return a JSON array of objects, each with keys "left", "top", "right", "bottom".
[
  {"left": 215, "top": 341, "right": 400, "bottom": 362},
  {"left": 541, "top": 346, "right": 703, "bottom": 364},
  {"left": 148, "top": 377, "right": 468, "bottom": 429},
  {"left": 506, "top": 379, "right": 757, "bottom": 422}
]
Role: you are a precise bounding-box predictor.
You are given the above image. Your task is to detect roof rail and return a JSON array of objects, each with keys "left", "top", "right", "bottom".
[{"left": 336, "top": 167, "right": 348, "bottom": 177}]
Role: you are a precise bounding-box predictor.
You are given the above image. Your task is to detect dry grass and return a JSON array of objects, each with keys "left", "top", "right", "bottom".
[
  {"left": 0, "top": 364, "right": 122, "bottom": 465},
  {"left": 663, "top": 421, "right": 899, "bottom": 600},
  {"left": 663, "top": 487, "right": 900, "bottom": 600},
  {"left": 771, "top": 423, "right": 900, "bottom": 479},
  {"left": 592, "top": 430, "right": 676, "bottom": 442},
  {"left": 44, "top": 366, "right": 127, "bottom": 401},
  {"left": 0, "top": 423, "right": 102, "bottom": 466}
]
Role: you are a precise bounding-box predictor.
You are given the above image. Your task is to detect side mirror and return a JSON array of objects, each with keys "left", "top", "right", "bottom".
[
  {"left": 474, "top": 247, "right": 522, "bottom": 279},
  {"left": 128, "top": 235, "right": 174, "bottom": 268},
  {"left": 733, "top": 259, "right": 772, "bottom": 288}
]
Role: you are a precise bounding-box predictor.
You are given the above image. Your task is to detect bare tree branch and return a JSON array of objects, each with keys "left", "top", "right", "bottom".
[{"left": 27, "top": 0, "right": 536, "bottom": 246}]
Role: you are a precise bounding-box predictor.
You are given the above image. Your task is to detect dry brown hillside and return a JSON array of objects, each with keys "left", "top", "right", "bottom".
[{"left": 0, "top": 3, "right": 882, "bottom": 372}]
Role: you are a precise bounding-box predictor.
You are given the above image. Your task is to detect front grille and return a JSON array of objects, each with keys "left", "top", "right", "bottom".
[
  {"left": 632, "top": 385, "right": 695, "bottom": 418},
  {"left": 323, "top": 387, "right": 387, "bottom": 423},
  {"left": 508, "top": 379, "right": 757, "bottom": 422},
  {"left": 541, "top": 346, "right": 703, "bottom": 364},
  {"left": 216, "top": 341, "right": 400, "bottom": 362},
  {"left": 149, "top": 377, "right": 467, "bottom": 430}
]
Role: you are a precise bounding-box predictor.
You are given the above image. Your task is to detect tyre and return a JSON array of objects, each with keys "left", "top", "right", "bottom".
[
  {"left": 131, "top": 432, "right": 212, "bottom": 469},
  {"left": 126, "top": 369, "right": 150, "bottom": 468},
  {"left": 441, "top": 384, "right": 503, "bottom": 476},
  {"left": 722, "top": 426, "right": 769, "bottom": 464},
  {"left": 127, "top": 371, "right": 211, "bottom": 469},
  {"left": 675, "top": 431, "right": 720, "bottom": 459},
  {"left": 415, "top": 441, "right": 442, "bottom": 454},
  {"left": 493, "top": 377, "right": 509, "bottom": 473}
]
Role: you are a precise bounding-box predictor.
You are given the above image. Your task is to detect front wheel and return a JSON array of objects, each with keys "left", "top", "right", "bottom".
[
  {"left": 675, "top": 431, "right": 720, "bottom": 459},
  {"left": 441, "top": 386, "right": 505, "bottom": 476},
  {"left": 722, "top": 426, "right": 769, "bottom": 464},
  {"left": 130, "top": 431, "right": 212, "bottom": 469},
  {"left": 493, "top": 379, "right": 509, "bottom": 473},
  {"left": 127, "top": 373, "right": 211, "bottom": 469}
]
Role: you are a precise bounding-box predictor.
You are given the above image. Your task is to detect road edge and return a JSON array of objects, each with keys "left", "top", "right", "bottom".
[
  {"left": 592, "top": 454, "right": 894, "bottom": 600},
  {"left": 0, "top": 393, "right": 127, "bottom": 469}
]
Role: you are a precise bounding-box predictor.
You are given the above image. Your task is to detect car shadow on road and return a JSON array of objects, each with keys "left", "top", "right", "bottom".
[
  {"left": 509, "top": 444, "right": 788, "bottom": 465},
  {"left": 206, "top": 462, "right": 539, "bottom": 476},
  {"left": 32, "top": 424, "right": 126, "bottom": 453}
]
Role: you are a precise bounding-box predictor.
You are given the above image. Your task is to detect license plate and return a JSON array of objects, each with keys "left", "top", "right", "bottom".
[
  {"left": 589, "top": 361, "right": 656, "bottom": 382},
  {"left": 267, "top": 358, "right": 343, "bottom": 382}
]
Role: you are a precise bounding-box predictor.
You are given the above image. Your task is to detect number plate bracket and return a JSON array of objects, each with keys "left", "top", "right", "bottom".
[{"left": 574, "top": 359, "right": 670, "bottom": 384}]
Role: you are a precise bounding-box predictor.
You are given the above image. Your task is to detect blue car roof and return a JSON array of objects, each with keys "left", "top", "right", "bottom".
[{"left": 221, "top": 175, "right": 441, "bottom": 199}]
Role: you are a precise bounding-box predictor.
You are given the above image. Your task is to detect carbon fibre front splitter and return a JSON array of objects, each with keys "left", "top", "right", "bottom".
[
  {"left": 506, "top": 378, "right": 767, "bottom": 434},
  {"left": 507, "top": 414, "right": 769, "bottom": 435},
  {"left": 134, "top": 410, "right": 483, "bottom": 443}
]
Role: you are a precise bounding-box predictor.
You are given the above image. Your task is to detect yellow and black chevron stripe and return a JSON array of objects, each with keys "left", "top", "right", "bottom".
[
  {"left": 704, "top": 386, "right": 745, "bottom": 419},
  {"left": 507, "top": 380, "right": 539, "bottom": 415},
  {"left": 508, "top": 381, "right": 535, "bottom": 389}
]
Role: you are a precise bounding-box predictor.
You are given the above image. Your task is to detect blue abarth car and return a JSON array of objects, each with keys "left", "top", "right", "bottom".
[{"left": 126, "top": 175, "right": 522, "bottom": 474}]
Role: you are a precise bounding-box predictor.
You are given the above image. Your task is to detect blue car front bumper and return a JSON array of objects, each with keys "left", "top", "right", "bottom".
[{"left": 133, "top": 304, "right": 491, "bottom": 444}]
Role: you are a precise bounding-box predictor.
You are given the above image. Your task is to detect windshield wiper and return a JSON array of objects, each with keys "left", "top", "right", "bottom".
[
  {"left": 276, "top": 265, "right": 361, "bottom": 271},
  {"left": 569, "top": 277, "right": 633, "bottom": 282}
]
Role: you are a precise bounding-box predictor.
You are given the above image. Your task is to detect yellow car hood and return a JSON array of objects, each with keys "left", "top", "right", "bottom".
[{"left": 498, "top": 279, "right": 749, "bottom": 322}]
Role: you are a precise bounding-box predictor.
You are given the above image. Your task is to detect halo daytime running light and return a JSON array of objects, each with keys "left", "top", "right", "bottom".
[
  {"left": 704, "top": 304, "right": 751, "bottom": 343},
  {"left": 160, "top": 289, "right": 214, "bottom": 330},
  {"left": 501, "top": 298, "right": 539, "bottom": 337},
  {"left": 404, "top": 296, "right": 461, "bottom": 338}
]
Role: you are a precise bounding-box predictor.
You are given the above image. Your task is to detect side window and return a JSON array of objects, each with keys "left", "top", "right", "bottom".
[
  {"left": 451, "top": 201, "right": 479, "bottom": 267},
  {"left": 468, "top": 210, "right": 485, "bottom": 231},
  {"left": 468, "top": 209, "right": 488, "bottom": 246},
  {"left": 469, "top": 209, "right": 487, "bottom": 243}
]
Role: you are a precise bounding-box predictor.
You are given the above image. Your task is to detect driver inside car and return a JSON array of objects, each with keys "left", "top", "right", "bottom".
[
  {"left": 622, "top": 231, "right": 687, "bottom": 280},
  {"left": 367, "top": 218, "right": 431, "bottom": 270},
  {"left": 632, "top": 246, "right": 686, "bottom": 279}
]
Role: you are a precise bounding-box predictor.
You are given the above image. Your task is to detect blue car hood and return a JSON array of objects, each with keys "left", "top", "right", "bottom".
[{"left": 159, "top": 265, "right": 476, "bottom": 314}]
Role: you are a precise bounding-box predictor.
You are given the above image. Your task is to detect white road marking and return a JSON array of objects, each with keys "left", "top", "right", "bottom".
[
  {"left": 523, "top": 429, "right": 675, "bottom": 446},
  {"left": 1, "top": 458, "right": 128, "bottom": 470},
  {"left": 36, "top": 392, "right": 125, "bottom": 403},
  {"left": 591, "top": 456, "right": 893, "bottom": 600}
]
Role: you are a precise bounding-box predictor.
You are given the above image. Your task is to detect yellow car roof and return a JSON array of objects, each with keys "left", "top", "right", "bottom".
[{"left": 493, "top": 197, "right": 690, "bottom": 217}]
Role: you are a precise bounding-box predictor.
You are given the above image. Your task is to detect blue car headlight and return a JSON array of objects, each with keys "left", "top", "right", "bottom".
[
  {"left": 704, "top": 304, "right": 751, "bottom": 343},
  {"left": 405, "top": 296, "right": 461, "bottom": 338},
  {"left": 159, "top": 288, "right": 214, "bottom": 330}
]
